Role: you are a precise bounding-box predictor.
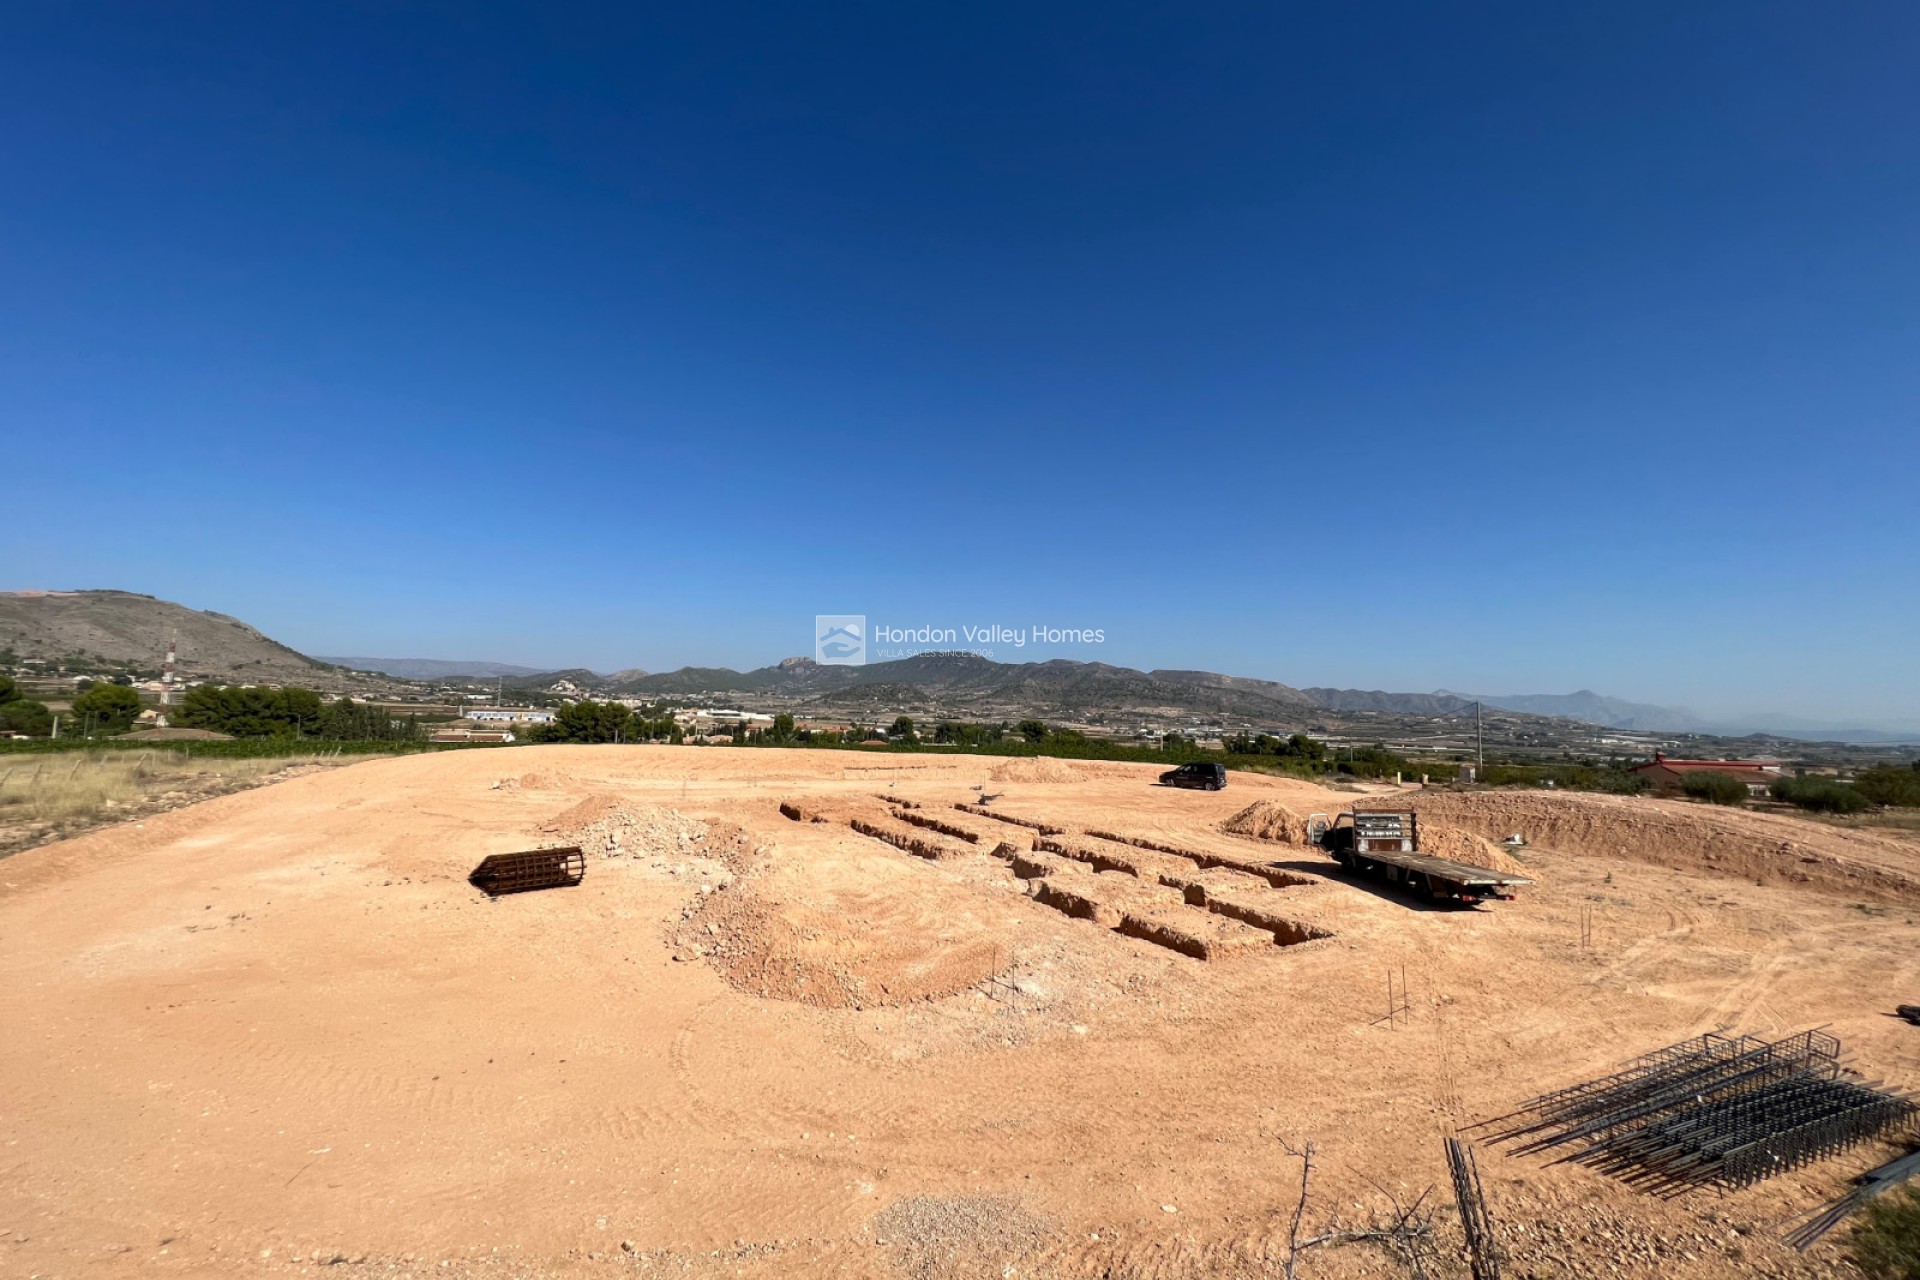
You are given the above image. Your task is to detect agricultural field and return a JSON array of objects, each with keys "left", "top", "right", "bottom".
[{"left": 2, "top": 745, "right": 1917, "bottom": 1278}]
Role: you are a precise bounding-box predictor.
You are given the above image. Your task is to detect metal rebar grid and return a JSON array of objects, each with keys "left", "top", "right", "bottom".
[
  {"left": 1786, "top": 1143, "right": 1920, "bottom": 1249},
  {"left": 1497, "top": 1032, "right": 1842, "bottom": 1156},
  {"left": 1446, "top": 1138, "right": 1502, "bottom": 1280},
  {"left": 1476, "top": 1030, "right": 1908, "bottom": 1194},
  {"left": 469, "top": 846, "right": 587, "bottom": 895}
]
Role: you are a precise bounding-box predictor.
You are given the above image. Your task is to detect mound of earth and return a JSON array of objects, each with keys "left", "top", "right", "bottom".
[
  {"left": 1220, "top": 799, "right": 1311, "bottom": 844},
  {"left": 1418, "top": 823, "right": 1530, "bottom": 876},
  {"left": 539, "top": 795, "right": 718, "bottom": 860},
  {"left": 989, "top": 757, "right": 1084, "bottom": 784},
  {"left": 506, "top": 769, "right": 574, "bottom": 790},
  {"left": 870, "top": 1194, "right": 1052, "bottom": 1280},
  {"left": 1407, "top": 789, "right": 1920, "bottom": 904}
]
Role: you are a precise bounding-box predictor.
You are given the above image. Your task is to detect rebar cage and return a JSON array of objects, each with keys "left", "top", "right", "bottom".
[
  {"left": 469, "top": 846, "right": 587, "bottom": 896},
  {"left": 1470, "top": 1030, "right": 1914, "bottom": 1195}
]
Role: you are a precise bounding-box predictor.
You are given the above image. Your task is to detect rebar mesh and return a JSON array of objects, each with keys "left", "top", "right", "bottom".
[{"left": 1473, "top": 1030, "right": 1913, "bottom": 1194}]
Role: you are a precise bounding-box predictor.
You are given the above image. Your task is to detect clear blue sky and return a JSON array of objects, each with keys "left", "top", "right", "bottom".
[{"left": 2, "top": 3, "right": 1915, "bottom": 723}]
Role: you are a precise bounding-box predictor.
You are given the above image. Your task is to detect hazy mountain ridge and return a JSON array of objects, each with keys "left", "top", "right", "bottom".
[
  {"left": 10, "top": 592, "right": 1911, "bottom": 743},
  {"left": 318, "top": 656, "right": 548, "bottom": 680}
]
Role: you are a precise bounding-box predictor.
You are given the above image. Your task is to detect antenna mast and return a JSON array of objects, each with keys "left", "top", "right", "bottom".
[{"left": 161, "top": 632, "right": 179, "bottom": 705}]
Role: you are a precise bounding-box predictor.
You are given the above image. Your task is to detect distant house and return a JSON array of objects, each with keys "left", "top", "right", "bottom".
[
  {"left": 672, "top": 708, "right": 774, "bottom": 734},
  {"left": 461, "top": 706, "right": 555, "bottom": 725},
  {"left": 1629, "top": 752, "right": 1781, "bottom": 796},
  {"left": 431, "top": 727, "right": 517, "bottom": 744}
]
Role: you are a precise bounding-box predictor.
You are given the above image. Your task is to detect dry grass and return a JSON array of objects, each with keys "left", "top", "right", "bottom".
[{"left": 0, "top": 752, "right": 356, "bottom": 856}]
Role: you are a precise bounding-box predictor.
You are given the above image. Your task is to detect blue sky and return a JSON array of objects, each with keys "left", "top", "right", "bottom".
[{"left": 2, "top": 3, "right": 1915, "bottom": 723}]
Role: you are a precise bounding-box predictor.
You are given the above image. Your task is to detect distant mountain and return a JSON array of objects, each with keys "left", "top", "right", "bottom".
[
  {"left": 0, "top": 589, "right": 367, "bottom": 689},
  {"left": 591, "top": 652, "right": 1319, "bottom": 719},
  {"left": 1302, "top": 688, "right": 1478, "bottom": 716},
  {"left": 1436, "top": 689, "right": 1920, "bottom": 744},
  {"left": 21, "top": 591, "right": 1908, "bottom": 746},
  {"left": 1439, "top": 689, "right": 1713, "bottom": 732},
  {"left": 1697, "top": 715, "right": 1920, "bottom": 745},
  {"left": 318, "top": 656, "right": 550, "bottom": 681}
]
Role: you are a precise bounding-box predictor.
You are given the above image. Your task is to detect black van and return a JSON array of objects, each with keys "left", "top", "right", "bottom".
[{"left": 1159, "top": 762, "right": 1227, "bottom": 790}]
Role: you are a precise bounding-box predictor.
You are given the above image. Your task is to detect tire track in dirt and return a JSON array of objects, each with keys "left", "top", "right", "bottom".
[
  {"left": 1592, "top": 905, "right": 1699, "bottom": 989},
  {"left": 1688, "top": 950, "right": 1795, "bottom": 1037}
]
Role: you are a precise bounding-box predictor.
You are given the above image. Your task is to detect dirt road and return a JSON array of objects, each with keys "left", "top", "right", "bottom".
[{"left": 2, "top": 746, "right": 1915, "bottom": 1278}]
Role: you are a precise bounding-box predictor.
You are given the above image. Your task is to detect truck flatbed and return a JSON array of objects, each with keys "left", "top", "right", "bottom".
[
  {"left": 1321, "top": 809, "right": 1533, "bottom": 905},
  {"left": 1332, "top": 846, "right": 1533, "bottom": 892}
]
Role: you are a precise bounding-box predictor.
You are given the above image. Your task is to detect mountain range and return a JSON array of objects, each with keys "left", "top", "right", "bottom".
[
  {"left": 5, "top": 591, "right": 1916, "bottom": 744},
  {"left": 317, "top": 656, "right": 548, "bottom": 681}
]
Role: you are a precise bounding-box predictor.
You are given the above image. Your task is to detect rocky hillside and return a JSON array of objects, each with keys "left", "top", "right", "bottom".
[{"left": 0, "top": 590, "right": 375, "bottom": 691}]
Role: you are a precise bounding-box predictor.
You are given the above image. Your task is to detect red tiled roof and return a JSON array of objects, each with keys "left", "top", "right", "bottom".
[{"left": 1630, "top": 758, "right": 1775, "bottom": 775}]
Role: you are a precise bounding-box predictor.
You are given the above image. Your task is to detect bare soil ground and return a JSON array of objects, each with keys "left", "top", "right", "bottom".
[{"left": 3, "top": 746, "right": 1918, "bottom": 1280}]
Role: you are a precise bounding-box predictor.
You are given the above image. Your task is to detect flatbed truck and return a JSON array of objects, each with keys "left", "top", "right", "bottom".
[{"left": 1318, "top": 809, "right": 1531, "bottom": 906}]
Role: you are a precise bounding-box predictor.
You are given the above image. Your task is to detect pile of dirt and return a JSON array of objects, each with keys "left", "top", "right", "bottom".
[
  {"left": 1406, "top": 789, "right": 1920, "bottom": 905},
  {"left": 539, "top": 796, "right": 716, "bottom": 861},
  {"left": 1220, "top": 799, "right": 1312, "bottom": 845},
  {"left": 989, "top": 757, "right": 1084, "bottom": 784},
  {"left": 495, "top": 769, "right": 575, "bottom": 791},
  {"left": 1418, "top": 822, "right": 1531, "bottom": 876},
  {"left": 870, "top": 1194, "right": 1052, "bottom": 1280}
]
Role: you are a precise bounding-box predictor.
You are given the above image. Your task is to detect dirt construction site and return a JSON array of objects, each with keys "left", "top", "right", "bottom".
[{"left": 4, "top": 746, "right": 1920, "bottom": 1279}]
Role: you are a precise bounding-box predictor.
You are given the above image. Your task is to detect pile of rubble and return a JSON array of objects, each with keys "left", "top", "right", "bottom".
[{"left": 539, "top": 795, "right": 714, "bottom": 861}]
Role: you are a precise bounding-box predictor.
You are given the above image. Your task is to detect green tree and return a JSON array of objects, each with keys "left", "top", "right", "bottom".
[
  {"left": 315, "top": 697, "right": 423, "bottom": 743},
  {"left": 1854, "top": 764, "right": 1920, "bottom": 808},
  {"left": 1283, "top": 733, "right": 1327, "bottom": 761},
  {"left": 770, "top": 712, "right": 796, "bottom": 742},
  {"left": 0, "top": 674, "right": 18, "bottom": 704},
  {"left": 174, "top": 685, "right": 326, "bottom": 737},
  {"left": 1769, "top": 776, "right": 1869, "bottom": 814},
  {"left": 538, "top": 699, "right": 634, "bottom": 743},
  {"left": 1851, "top": 1183, "right": 1920, "bottom": 1280},
  {"left": 0, "top": 698, "right": 53, "bottom": 737},
  {"left": 71, "top": 683, "right": 143, "bottom": 734},
  {"left": 1017, "top": 719, "right": 1049, "bottom": 743},
  {"left": 890, "top": 715, "right": 917, "bottom": 744},
  {"left": 1681, "top": 771, "right": 1750, "bottom": 806}
]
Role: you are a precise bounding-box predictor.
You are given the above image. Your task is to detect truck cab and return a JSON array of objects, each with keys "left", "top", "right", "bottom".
[{"left": 1321, "top": 809, "right": 1418, "bottom": 858}]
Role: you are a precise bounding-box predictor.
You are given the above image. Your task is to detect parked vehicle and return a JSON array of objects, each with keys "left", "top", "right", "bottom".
[
  {"left": 1319, "top": 809, "right": 1531, "bottom": 905},
  {"left": 1159, "top": 762, "right": 1227, "bottom": 790}
]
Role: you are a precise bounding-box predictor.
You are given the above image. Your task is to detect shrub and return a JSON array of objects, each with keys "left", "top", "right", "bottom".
[
  {"left": 1855, "top": 764, "right": 1920, "bottom": 808},
  {"left": 1851, "top": 1183, "right": 1920, "bottom": 1280},
  {"left": 1770, "top": 775, "right": 1870, "bottom": 814},
  {"left": 1681, "top": 771, "right": 1750, "bottom": 806},
  {"left": 1597, "top": 769, "right": 1652, "bottom": 795}
]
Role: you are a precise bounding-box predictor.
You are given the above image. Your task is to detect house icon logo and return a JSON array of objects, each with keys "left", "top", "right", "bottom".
[{"left": 815, "top": 615, "right": 866, "bottom": 665}]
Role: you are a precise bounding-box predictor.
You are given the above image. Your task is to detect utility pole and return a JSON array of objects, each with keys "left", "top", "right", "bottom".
[{"left": 1476, "top": 701, "right": 1484, "bottom": 774}]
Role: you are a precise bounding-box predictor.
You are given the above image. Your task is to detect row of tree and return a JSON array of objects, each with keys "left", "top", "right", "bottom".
[
  {"left": 1768, "top": 762, "right": 1920, "bottom": 813},
  {"left": 1676, "top": 760, "right": 1920, "bottom": 811},
  {"left": 527, "top": 700, "right": 683, "bottom": 744},
  {"left": 173, "top": 686, "right": 425, "bottom": 741},
  {"left": 0, "top": 676, "right": 143, "bottom": 736}
]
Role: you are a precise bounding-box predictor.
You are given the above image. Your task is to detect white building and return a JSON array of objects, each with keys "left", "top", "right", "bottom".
[{"left": 461, "top": 706, "right": 555, "bottom": 725}]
